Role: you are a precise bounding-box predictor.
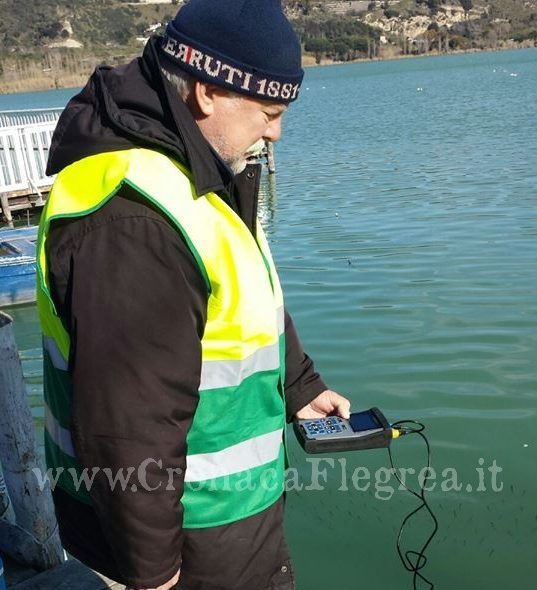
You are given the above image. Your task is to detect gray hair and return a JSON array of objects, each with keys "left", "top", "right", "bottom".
[
  {"left": 161, "top": 65, "right": 244, "bottom": 103},
  {"left": 161, "top": 66, "right": 196, "bottom": 101}
]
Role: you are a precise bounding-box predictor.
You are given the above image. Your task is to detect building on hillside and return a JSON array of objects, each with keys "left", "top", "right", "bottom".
[{"left": 145, "top": 23, "right": 163, "bottom": 34}]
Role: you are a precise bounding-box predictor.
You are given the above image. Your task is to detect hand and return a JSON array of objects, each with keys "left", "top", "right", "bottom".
[
  {"left": 126, "top": 568, "right": 180, "bottom": 590},
  {"left": 295, "top": 390, "right": 351, "bottom": 420}
]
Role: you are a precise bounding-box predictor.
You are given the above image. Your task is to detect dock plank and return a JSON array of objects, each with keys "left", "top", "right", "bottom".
[
  {"left": 11, "top": 559, "right": 126, "bottom": 590},
  {"left": 1, "top": 189, "right": 48, "bottom": 225}
]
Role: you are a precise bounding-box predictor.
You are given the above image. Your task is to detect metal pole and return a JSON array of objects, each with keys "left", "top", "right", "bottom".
[{"left": 0, "top": 312, "right": 64, "bottom": 570}]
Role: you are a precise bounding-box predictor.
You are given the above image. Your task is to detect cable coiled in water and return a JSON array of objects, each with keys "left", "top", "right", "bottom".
[{"left": 388, "top": 421, "right": 439, "bottom": 589}]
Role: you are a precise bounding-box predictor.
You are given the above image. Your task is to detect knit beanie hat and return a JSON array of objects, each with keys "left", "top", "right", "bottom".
[{"left": 159, "top": 0, "right": 304, "bottom": 103}]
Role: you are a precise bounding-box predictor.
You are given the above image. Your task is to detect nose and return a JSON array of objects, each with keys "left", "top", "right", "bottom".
[{"left": 264, "top": 115, "right": 283, "bottom": 143}]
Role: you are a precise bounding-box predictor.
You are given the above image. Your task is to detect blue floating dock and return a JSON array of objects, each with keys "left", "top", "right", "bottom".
[{"left": 0, "top": 226, "right": 38, "bottom": 307}]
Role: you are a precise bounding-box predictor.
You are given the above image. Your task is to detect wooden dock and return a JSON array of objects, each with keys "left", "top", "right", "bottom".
[
  {"left": 0, "top": 187, "right": 49, "bottom": 226},
  {"left": 0, "top": 109, "right": 59, "bottom": 226}
]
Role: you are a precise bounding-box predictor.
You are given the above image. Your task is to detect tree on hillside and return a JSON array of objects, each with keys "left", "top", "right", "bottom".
[{"left": 305, "top": 37, "right": 331, "bottom": 63}]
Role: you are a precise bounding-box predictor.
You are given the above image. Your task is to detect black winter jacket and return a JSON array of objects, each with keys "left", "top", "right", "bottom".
[{"left": 45, "top": 37, "right": 326, "bottom": 590}]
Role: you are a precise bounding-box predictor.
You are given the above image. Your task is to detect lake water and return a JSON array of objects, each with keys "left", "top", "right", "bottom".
[{"left": 2, "top": 49, "right": 537, "bottom": 589}]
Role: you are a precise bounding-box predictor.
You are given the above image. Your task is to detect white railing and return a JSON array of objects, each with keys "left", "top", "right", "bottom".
[
  {"left": 0, "top": 108, "right": 63, "bottom": 128},
  {"left": 0, "top": 111, "right": 61, "bottom": 195}
]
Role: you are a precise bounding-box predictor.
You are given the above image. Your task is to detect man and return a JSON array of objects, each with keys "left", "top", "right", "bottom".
[{"left": 37, "top": 1, "right": 351, "bottom": 589}]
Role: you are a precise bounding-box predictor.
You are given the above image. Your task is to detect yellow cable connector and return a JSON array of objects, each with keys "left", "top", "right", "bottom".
[{"left": 391, "top": 428, "right": 401, "bottom": 440}]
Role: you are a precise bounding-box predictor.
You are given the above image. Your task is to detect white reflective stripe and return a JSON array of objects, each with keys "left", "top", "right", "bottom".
[
  {"left": 184, "top": 429, "right": 283, "bottom": 482},
  {"left": 277, "top": 305, "right": 285, "bottom": 336},
  {"left": 43, "top": 336, "right": 68, "bottom": 371},
  {"left": 200, "top": 341, "right": 280, "bottom": 391},
  {"left": 44, "top": 403, "right": 75, "bottom": 457}
]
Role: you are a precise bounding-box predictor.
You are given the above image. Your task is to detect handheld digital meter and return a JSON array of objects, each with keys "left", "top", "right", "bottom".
[{"left": 293, "top": 407, "right": 398, "bottom": 454}]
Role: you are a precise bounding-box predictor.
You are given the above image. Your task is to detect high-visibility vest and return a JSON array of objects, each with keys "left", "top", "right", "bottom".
[{"left": 37, "top": 148, "right": 286, "bottom": 528}]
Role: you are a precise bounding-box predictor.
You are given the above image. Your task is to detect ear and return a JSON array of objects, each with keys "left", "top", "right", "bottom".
[{"left": 192, "top": 81, "right": 217, "bottom": 117}]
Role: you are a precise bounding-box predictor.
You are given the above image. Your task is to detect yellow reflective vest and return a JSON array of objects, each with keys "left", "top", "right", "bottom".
[{"left": 37, "top": 148, "right": 286, "bottom": 528}]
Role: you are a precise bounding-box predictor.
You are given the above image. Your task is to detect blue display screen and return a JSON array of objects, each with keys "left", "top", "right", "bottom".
[{"left": 349, "top": 411, "right": 381, "bottom": 433}]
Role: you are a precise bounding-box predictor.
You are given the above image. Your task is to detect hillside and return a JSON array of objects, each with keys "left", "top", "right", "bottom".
[
  {"left": 0, "top": 0, "right": 536, "bottom": 93},
  {"left": 290, "top": 0, "right": 537, "bottom": 61},
  {"left": 0, "top": 0, "right": 175, "bottom": 53},
  {"left": 1, "top": 0, "right": 536, "bottom": 55}
]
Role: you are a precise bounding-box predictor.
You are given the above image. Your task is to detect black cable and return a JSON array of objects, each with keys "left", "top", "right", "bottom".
[{"left": 388, "top": 420, "right": 439, "bottom": 590}]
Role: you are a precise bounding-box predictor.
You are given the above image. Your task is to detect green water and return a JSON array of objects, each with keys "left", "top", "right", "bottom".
[{"left": 4, "top": 49, "right": 537, "bottom": 588}]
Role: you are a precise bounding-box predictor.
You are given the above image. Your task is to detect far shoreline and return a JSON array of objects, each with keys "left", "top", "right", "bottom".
[
  {"left": 303, "top": 43, "right": 536, "bottom": 68},
  {"left": 0, "top": 44, "right": 535, "bottom": 97}
]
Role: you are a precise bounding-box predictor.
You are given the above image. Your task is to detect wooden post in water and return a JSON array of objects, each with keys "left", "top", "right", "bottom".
[
  {"left": 0, "top": 311, "right": 64, "bottom": 570},
  {"left": 0, "top": 194, "right": 14, "bottom": 228},
  {"left": 266, "top": 141, "right": 276, "bottom": 175}
]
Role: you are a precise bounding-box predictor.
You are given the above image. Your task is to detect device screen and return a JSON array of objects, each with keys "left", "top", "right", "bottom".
[{"left": 349, "top": 411, "right": 381, "bottom": 433}]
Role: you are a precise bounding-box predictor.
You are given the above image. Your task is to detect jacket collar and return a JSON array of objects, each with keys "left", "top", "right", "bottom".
[{"left": 140, "top": 36, "right": 233, "bottom": 198}]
